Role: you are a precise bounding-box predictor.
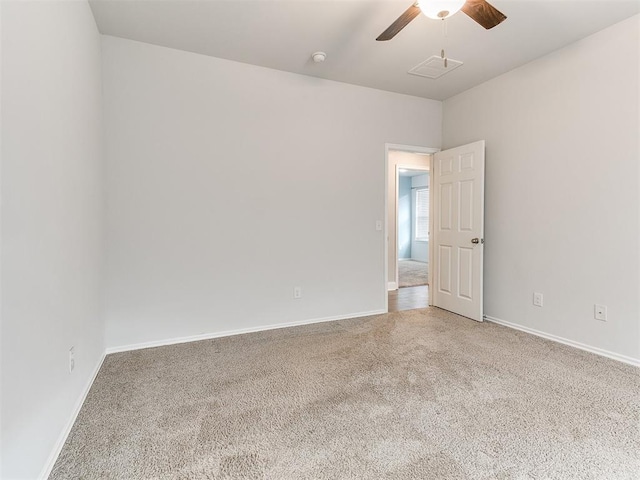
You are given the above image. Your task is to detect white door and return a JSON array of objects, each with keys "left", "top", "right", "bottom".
[{"left": 431, "top": 141, "right": 485, "bottom": 321}]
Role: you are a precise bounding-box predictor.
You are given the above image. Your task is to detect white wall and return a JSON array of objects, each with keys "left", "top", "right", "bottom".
[
  {"left": 0, "top": 1, "right": 105, "bottom": 478},
  {"left": 102, "top": 36, "right": 441, "bottom": 349},
  {"left": 443, "top": 15, "right": 640, "bottom": 362}
]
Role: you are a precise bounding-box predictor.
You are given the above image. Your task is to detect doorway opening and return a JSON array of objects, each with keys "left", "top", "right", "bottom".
[
  {"left": 398, "top": 168, "right": 429, "bottom": 288},
  {"left": 384, "top": 141, "right": 486, "bottom": 319},
  {"left": 385, "top": 144, "right": 437, "bottom": 313}
]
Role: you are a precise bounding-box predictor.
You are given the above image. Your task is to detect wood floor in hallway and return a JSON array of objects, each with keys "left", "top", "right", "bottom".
[{"left": 388, "top": 285, "right": 428, "bottom": 312}]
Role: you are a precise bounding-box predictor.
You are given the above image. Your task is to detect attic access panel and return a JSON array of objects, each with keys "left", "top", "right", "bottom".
[{"left": 408, "top": 55, "right": 463, "bottom": 79}]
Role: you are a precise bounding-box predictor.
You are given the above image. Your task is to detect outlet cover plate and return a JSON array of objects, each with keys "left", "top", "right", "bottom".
[
  {"left": 69, "top": 347, "right": 75, "bottom": 373},
  {"left": 533, "top": 292, "right": 543, "bottom": 307},
  {"left": 594, "top": 304, "right": 607, "bottom": 321}
]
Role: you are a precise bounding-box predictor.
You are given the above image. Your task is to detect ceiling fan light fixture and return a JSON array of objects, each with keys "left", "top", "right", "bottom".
[{"left": 418, "top": 0, "right": 466, "bottom": 20}]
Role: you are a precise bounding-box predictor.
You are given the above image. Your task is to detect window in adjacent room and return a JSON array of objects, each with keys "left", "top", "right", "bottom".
[{"left": 415, "top": 188, "right": 429, "bottom": 241}]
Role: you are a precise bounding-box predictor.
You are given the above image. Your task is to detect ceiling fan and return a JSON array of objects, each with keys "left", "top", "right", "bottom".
[{"left": 377, "top": 0, "right": 507, "bottom": 41}]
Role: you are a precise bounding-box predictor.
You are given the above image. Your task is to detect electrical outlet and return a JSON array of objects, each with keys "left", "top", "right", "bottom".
[
  {"left": 293, "top": 286, "right": 302, "bottom": 299},
  {"left": 594, "top": 304, "right": 607, "bottom": 321},
  {"left": 533, "top": 292, "right": 543, "bottom": 307},
  {"left": 69, "top": 347, "right": 75, "bottom": 373}
]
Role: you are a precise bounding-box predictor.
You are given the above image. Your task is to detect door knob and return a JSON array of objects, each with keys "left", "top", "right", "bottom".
[{"left": 471, "top": 238, "right": 480, "bottom": 244}]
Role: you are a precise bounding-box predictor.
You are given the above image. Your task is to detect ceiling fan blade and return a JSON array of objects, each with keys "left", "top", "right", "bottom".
[
  {"left": 461, "top": 0, "right": 507, "bottom": 29},
  {"left": 376, "top": 4, "right": 421, "bottom": 41}
]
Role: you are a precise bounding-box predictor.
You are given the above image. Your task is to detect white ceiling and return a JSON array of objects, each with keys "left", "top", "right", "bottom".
[
  {"left": 89, "top": 0, "right": 640, "bottom": 101},
  {"left": 399, "top": 168, "right": 429, "bottom": 177}
]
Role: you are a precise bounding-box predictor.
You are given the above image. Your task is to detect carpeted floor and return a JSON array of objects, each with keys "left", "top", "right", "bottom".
[
  {"left": 51, "top": 309, "right": 640, "bottom": 479},
  {"left": 399, "top": 259, "right": 428, "bottom": 287}
]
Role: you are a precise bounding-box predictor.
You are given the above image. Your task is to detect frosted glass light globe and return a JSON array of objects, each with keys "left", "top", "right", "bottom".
[{"left": 418, "top": 0, "right": 466, "bottom": 19}]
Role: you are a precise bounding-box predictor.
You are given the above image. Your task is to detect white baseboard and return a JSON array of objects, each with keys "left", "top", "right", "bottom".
[
  {"left": 387, "top": 282, "right": 397, "bottom": 291},
  {"left": 106, "top": 309, "right": 387, "bottom": 354},
  {"left": 39, "top": 351, "right": 106, "bottom": 480},
  {"left": 484, "top": 315, "right": 640, "bottom": 367}
]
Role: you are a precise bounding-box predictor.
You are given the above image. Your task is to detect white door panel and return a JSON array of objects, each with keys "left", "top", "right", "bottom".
[{"left": 432, "top": 141, "right": 485, "bottom": 321}]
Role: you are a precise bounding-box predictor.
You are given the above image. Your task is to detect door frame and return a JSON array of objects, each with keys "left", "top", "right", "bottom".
[{"left": 384, "top": 143, "right": 439, "bottom": 312}]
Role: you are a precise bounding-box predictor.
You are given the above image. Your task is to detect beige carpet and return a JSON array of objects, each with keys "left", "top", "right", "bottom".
[
  {"left": 398, "top": 260, "right": 428, "bottom": 288},
  {"left": 51, "top": 309, "right": 640, "bottom": 479}
]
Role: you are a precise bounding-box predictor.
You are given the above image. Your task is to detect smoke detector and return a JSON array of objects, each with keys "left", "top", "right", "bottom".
[{"left": 311, "top": 52, "right": 326, "bottom": 63}]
